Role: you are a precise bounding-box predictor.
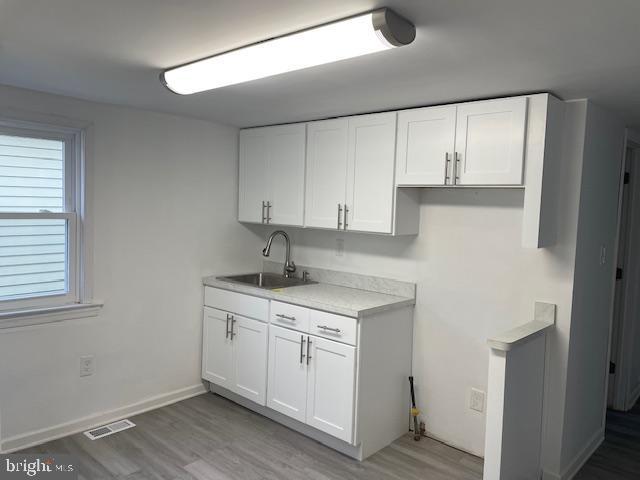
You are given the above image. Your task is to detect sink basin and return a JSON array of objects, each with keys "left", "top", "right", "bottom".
[{"left": 217, "top": 272, "right": 316, "bottom": 290}]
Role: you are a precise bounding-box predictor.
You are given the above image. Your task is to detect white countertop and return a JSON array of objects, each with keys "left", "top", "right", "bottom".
[
  {"left": 203, "top": 276, "right": 415, "bottom": 318},
  {"left": 487, "top": 302, "right": 556, "bottom": 351}
]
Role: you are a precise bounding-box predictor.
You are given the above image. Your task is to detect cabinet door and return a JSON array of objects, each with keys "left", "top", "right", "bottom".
[
  {"left": 306, "top": 335, "right": 356, "bottom": 443},
  {"left": 345, "top": 112, "right": 397, "bottom": 233},
  {"left": 202, "top": 307, "right": 234, "bottom": 390},
  {"left": 396, "top": 105, "right": 457, "bottom": 186},
  {"left": 238, "top": 128, "right": 270, "bottom": 223},
  {"left": 454, "top": 97, "right": 527, "bottom": 185},
  {"left": 267, "top": 325, "right": 308, "bottom": 422},
  {"left": 268, "top": 124, "right": 306, "bottom": 226},
  {"left": 231, "top": 316, "right": 268, "bottom": 405},
  {"left": 304, "top": 119, "right": 348, "bottom": 229}
]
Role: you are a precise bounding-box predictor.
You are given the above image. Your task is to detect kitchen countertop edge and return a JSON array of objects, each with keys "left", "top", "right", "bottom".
[{"left": 202, "top": 276, "right": 415, "bottom": 319}]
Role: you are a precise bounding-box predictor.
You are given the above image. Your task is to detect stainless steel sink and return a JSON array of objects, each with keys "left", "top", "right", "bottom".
[{"left": 217, "top": 272, "right": 316, "bottom": 290}]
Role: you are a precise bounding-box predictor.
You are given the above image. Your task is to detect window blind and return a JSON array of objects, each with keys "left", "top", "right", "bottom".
[{"left": 0, "top": 134, "right": 66, "bottom": 300}]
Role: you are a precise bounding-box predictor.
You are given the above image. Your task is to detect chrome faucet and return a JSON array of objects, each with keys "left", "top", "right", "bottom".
[{"left": 262, "top": 230, "right": 296, "bottom": 278}]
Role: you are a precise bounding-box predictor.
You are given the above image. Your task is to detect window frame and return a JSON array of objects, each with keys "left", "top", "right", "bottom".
[{"left": 0, "top": 119, "right": 85, "bottom": 311}]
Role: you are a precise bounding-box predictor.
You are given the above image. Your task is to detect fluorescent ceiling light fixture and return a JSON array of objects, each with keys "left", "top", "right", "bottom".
[{"left": 161, "top": 8, "right": 415, "bottom": 94}]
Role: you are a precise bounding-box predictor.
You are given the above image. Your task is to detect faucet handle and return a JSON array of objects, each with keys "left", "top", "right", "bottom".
[
  {"left": 302, "top": 270, "right": 310, "bottom": 282},
  {"left": 285, "top": 261, "right": 296, "bottom": 273}
]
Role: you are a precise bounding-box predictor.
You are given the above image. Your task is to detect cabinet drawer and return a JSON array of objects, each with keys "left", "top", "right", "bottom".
[
  {"left": 309, "top": 310, "right": 357, "bottom": 345},
  {"left": 270, "top": 301, "right": 310, "bottom": 332},
  {"left": 204, "top": 287, "right": 269, "bottom": 322}
]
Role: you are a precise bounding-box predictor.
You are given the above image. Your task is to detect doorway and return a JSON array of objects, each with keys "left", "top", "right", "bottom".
[{"left": 608, "top": 139, "right": 640, "bottom": 411}]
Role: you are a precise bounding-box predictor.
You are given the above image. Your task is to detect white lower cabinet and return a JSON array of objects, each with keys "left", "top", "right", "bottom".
[
  {"left": 267, "top": 325, "right": 356, "bottom": 443},
  {"left": 267, "top": 326, "right": 309, "bottom": 422},
  {"left": 203, "top": 286, "right": 414, "bottom": 461},
  {"left": 202, "top": 306, "right": 268, "bottom": 405},
  {"left": 202, "top": 307, "right": 234, "bottom": 390},
  {"left": 232, "top": 315, "right": 268, "bottom": 405},
  {"left": 305, "top": 335, "right": 356, "bottom": 442}
]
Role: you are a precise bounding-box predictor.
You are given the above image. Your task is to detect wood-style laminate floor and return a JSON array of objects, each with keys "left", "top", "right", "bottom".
[
  {"left": 22, "top": 393, "right": 483, "bottom": 480},
  {"left": 575, "top": 400, "right": 640, "bottom": 479}
]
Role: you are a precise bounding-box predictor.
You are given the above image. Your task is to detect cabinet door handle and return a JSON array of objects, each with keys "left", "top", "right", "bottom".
[
  {"left": 337, "top": 203, "right": 343, "bottom": 229},
  {"left": 454, "top": 152, "right": 461, "bottom": 184},
  {"left": 261, "top": 201, "right": 266, "bottom": 223},
  {"left": 306, "top": 336, "right": 312, "bottom": 365},
  {"left": 300, "top": 335, "right": 306, "bottom": 364},
  {"left": 343, "top": 204, "right": 349, "bottom": 230},
  {"left": 317, "top": 325, "right": 341, "bottom": 333},
  {"left": 225, "top": 314, "right": 231, "bottom": 339},
  {"left": 266, "top": 201, "right": 272, "bottom": 223},
  {"left": 275, "top": 313, "right": 296, "bottom": 321},
  {"left": 230, "top": 316, "right": 236, "bottom": 340},
  {"left": 444, "top": 152, "right": 451, "bottom": 184}
]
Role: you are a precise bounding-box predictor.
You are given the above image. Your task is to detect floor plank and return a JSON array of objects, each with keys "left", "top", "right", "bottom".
[
  {"left": 21, "top": 393, "right": 483, "bottom": 480},
  {"left": 575, "top": 399, "right": 640, "bottom": 479}
]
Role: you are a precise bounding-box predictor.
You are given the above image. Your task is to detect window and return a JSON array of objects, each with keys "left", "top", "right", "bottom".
[{"left": 0, "top": 120, "right": 83, "bottom": 311}]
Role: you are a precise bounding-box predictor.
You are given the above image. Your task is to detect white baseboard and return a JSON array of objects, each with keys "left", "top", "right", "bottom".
[
  {"left": 541, "top": 470, "right": 562, "bottom": 480},
  {"left": 424, "top": 429, "right": 484, "bottom": 459},
  {"left": 0, "top": 383, "right": 207, "bottom": 453},
  {"left": 626, "top": 382, "right": 640, "bottom": 411},
  {"left": 543, "top": 427, "right": 604, "bottom": 480}
]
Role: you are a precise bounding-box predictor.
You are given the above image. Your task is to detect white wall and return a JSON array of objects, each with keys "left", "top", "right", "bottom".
[
  {"left": 558, "top": 102, "right": 625, "bottom": 478},
  {"left": 257, "top": 102, "right": 586, "bottom": 456},
  {"left": 0, "top": 85, "right": 263, "bottom": 449}
]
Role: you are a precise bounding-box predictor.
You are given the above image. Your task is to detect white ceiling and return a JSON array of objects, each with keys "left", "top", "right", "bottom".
[{"left": 1, "top": 0, "right": 639, "bottom": 128}]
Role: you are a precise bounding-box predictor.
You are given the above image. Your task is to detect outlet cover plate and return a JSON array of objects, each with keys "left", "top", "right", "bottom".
[
  {"left": 80, "top": 355, "right": 95, "bottom": 377},
  {"left": 470, "top": 388, "right": 485, "bottom": 412}
]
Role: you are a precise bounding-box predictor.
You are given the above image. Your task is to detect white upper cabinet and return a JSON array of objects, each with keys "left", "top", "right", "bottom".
[
  {"left": 346, "top": 112, "right": 398, "bottom": 233},
  {"left": 396, "top": 105, "right": 457, "bottom": 186},
  {"left": 305, "top": 119, "right": 349, "bottom": 230},
  {"left": 238, "top": 129, "right": 270, "bottom": 223},
  {"left": 454, "top": 97, "right": 527, "bottom": 186},
  {"left": 395, "top": 97, "right": 527, "bottom": 187},
  {"left": 268, "top": 124, "right": 306, "bottom": 225},
  {"left": 237, "top": 93, "right": 557, "bottom": 243},
  {"left": 305, "top": 113, "right": 406, "bottom": 234},
  {"left": 238, "top": 124, "right": 306, "bottom": 226}
]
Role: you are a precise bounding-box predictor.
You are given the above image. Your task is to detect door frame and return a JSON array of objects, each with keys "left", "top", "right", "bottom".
[{"left": 608, "top": 129, "right": 640, "bottom": 411}]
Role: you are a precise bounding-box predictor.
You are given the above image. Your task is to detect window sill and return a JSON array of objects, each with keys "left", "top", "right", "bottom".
[{"left": 0, "top": 302, "right": 104, "bottom": 330}]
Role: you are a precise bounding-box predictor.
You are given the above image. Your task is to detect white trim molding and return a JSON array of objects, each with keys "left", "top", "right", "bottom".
[
  {"left": 0, "top": 302, "right": 103, "bottom": 329},
  {"left": 0, "top": 383, "right": 207, "bottom": 453},
  {"left": 541, "top": 427, "right": 605, "bottom": 480}
]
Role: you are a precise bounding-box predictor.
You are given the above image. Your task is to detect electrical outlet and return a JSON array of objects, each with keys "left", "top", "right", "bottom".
[
  {"left": 470, "top": 388, "right": 485, "bottom": 413},
  {"left": 335, "top": 238, "right": 344, "bottom": 257},
  {"left": 80, "top": 355, "right": 95, "bottom": 377}
]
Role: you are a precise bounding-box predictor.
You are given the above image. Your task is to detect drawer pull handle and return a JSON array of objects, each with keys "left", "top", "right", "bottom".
[
  {"left": 276, "top": 313, "right": 296, "bottom": 321},
  {"left": 317, "top": 325, "right": 341, "bottom": 333}
]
